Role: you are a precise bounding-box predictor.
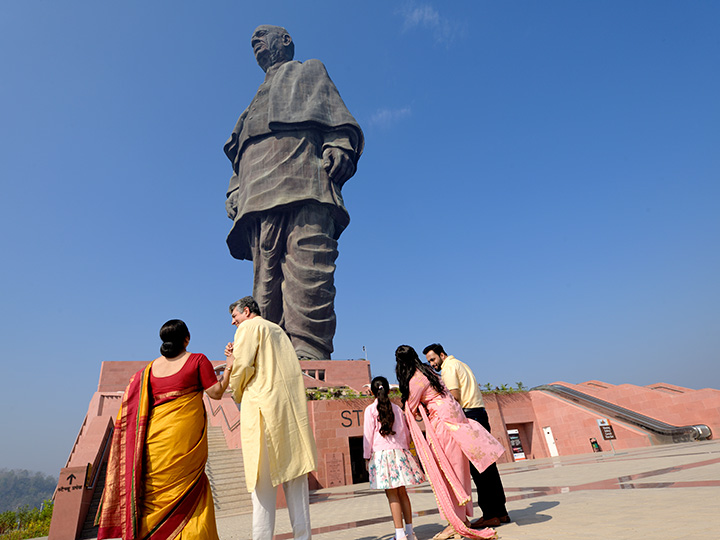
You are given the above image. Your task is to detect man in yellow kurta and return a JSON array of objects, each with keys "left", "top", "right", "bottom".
[{"left": 226, "top": 296, "right": 318, "bottom": 540}]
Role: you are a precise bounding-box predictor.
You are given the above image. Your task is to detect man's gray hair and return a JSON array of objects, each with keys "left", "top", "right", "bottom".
[{"left": 229, "top": 296, "right": 261, "bottom": 315}]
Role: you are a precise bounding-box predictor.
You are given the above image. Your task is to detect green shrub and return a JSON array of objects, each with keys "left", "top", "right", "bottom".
[
  {"left": 0, "top": 501, "right": 53, "bottom": 540},
  {"left": 480, "top": 382, "right": 529, "bottom": 394},
  {"left": 306, "top": 386, "right": 365, "bottom": 400}
]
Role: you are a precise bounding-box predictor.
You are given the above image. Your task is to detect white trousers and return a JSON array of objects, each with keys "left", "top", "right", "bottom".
[{"left": 252, "top": 434, "right": 311, "bottom": 540}]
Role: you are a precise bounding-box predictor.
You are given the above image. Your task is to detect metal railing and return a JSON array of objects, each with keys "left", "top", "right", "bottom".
[{"left": 532, "top": 384, "right": 712, "bottom": 443}]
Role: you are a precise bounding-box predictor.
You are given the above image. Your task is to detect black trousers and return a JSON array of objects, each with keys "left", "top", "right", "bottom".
[{"left": 463, "top": 407, "right": 508, "bottom": 519}]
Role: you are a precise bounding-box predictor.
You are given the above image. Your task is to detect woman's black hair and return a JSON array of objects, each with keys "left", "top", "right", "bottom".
[
  {"left": 395, "top": 344, "right": 446, "bottom": 406},
  {"left": 159, "top": 319, "right": 190, "bottom": 358},
  {"left": 370, "top": 376, "right": 395, "bottom": 437}
]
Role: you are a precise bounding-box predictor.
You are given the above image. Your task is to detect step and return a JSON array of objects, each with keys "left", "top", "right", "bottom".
[
  {"left": 207, "top": 460, "right": 245, "bottom": 468},
  {"left": 207, "top": 462, "right": 246, "bottom": 473},
  {"left": 210, "top": 480, "right": 247, "bottom": 490},
  {"left": 206, "top": 448, "right": 245, "bottom": 457},
  {"left": 206, "top": 451, "right": 245, "bottom": 461},
  {"left": 209, "top": 472, "right": 246, "bottom": 483},
  {"left": 205, "top": 425, "right": 253, "bottom": 516}
]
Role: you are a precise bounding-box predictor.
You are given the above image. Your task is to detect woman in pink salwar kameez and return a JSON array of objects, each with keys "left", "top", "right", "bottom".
[{"left": 395, "top": 345, "right": 505, "bottom": 540}]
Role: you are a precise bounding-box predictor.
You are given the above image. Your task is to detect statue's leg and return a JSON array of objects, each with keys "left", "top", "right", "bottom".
[
  {"left": 282, "top": 205, "right": 338, "bottom": 359},
  {"left": 248, "top": 213, "right": 286, "bottom": 325}
]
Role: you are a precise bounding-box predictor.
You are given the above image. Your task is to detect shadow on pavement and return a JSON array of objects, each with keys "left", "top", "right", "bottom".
[
  {"left": 355, "top": 523, "right": 443, "bottom": 540},
  {"left": 509, "top": 500, "right": 559, "bottom": 526}
]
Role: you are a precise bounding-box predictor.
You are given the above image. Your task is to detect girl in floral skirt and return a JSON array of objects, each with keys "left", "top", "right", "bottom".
[{"left": 363, "top": 376, "right": 425, "bottom": 540}]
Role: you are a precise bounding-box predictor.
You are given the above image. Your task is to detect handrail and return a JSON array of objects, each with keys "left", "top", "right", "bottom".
[
  {"left": 87, "top": 418, "right": 114, "bottom": 489},
  {"left": 204, "top": 393, "right": 242, "bottom": 432},
  {"left": 63, "top": 415, "right": 88, "bottom": 469},
  {"left": 532, "top": 384, "right": 712, "bottom": 443}
]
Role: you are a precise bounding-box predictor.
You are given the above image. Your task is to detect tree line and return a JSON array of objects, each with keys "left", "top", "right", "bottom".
[{"left": 0, "top": 469, "right": 56, "bottom": 513}]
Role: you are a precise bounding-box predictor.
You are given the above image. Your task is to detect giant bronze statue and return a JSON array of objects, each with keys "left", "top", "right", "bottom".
[{"left": 224, "top": 25, "right": 364, "bottom": 360}]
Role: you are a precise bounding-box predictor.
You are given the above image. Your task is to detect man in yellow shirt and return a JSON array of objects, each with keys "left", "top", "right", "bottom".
[
  {"left": 424, "top": 343, "right": 510, "bottom": 528},
  {"left": 226, "top": 296, "right": 318, "bottom": 540}
]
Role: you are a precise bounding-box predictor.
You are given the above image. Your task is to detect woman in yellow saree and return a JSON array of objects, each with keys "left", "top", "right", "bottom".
[{"left": 97, "top": 320, "right": 233, "bottom": 540}]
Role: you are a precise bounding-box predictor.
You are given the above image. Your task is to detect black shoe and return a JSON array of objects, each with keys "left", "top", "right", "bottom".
[{"left": 470, "top": 517, "right": 500, "bottom": 528}]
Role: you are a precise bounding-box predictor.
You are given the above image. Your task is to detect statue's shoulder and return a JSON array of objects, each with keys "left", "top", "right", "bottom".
[
  {"left": 280, "top": 59, "right": 329, "bottom": 77},
  {"left": 303, "top": 58, "right": 330, "bottom": 75},
  {"left": 301, "top": 58, "right": 326, "bottom": 68}
]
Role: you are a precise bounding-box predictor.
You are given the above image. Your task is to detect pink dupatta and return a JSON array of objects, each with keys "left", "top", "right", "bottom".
[{"left": 404, "top": 404, "right": 501, "bottom": 539}]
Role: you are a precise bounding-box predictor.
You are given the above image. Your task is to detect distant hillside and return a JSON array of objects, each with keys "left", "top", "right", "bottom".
[{"left": 0, "top": 469, "right": 56, "bottom": 512}]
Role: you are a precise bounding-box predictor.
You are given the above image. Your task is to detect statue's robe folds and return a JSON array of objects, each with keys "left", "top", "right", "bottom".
[
  {"left": 223, "top": 59, "right": 364, "bottom": 359},
  {"left": 224, "top": 59, "right": 364, "bottom": 260}
]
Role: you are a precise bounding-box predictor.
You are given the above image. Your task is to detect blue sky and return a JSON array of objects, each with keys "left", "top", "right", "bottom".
[{"left": 1, "top": 1, "right": 718, "bottom": 475}]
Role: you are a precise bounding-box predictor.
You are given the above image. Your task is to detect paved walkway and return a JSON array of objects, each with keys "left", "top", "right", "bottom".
[{"left": 216, "top": 439, "right": 720, "bottom": 540}]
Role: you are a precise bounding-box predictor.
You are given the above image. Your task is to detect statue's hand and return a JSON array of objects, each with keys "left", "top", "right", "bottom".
[
  {"left": 322, "top": 147, "right": 355, "bottom": 186},
  {"left": 225, "top": 197, "right": 237, "bottom": 220}
]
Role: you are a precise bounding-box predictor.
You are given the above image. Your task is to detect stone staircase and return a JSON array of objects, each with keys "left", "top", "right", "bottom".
[{"left": 206, "top": 424, "right": 253, "bottom": 516}]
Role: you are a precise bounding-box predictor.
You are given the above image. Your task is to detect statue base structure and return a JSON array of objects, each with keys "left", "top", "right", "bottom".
[{"left": 50, "top": 359, "right": 719, "bottom": 539}]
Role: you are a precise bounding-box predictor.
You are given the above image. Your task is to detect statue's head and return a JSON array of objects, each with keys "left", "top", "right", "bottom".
[{"left": 251, "top": 25, "right": 294, "bottom": 72}]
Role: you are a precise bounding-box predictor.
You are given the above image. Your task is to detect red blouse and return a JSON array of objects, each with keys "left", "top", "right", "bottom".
[{"left": 150, "top": 353, "right": 218, "bottom": 406}]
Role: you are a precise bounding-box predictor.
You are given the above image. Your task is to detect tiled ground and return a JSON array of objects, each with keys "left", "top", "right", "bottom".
[{"left": 215, "top": 439, "right": 720, "bottom": 540}]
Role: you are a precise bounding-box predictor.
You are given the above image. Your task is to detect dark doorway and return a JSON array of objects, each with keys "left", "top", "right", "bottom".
[{"left": 348, "top": 436, "right": 369, "bottom": 484}]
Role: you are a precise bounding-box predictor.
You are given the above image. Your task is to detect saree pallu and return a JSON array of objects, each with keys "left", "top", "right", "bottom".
[
  {"left": 97, "top": 364, "right": 219, "bottom": 540},
  {"left": 404, "top": 373, "right": 505, "bottom": 540}
]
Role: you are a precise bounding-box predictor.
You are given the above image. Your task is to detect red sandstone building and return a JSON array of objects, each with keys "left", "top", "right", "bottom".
[{"left": 48, "top": 359, "right": 719, "bottom": 540}]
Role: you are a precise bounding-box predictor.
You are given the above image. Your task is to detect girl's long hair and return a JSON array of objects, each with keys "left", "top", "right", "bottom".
[
  {"left": 370, "top": 376, "right": 395, "bottom": 437},
  {"left": 395, "top": 344, "right": 446, "bottom": 406}
]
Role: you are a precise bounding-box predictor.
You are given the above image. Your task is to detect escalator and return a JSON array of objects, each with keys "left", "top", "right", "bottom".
[
  {"left": 79, "top": 461, "right": 106, "bottom": 539},
  {"left": 532, "top": 384, "right": 712, "bottom": 443}
]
